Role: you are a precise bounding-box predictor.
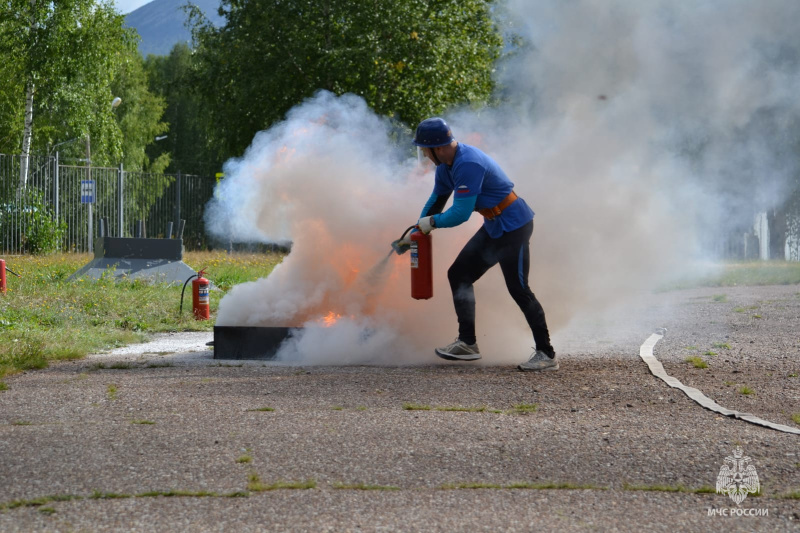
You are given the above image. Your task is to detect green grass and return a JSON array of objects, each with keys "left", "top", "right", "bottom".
[
  {"left": 712, "top": 342, "right": 731, "bottom": 350},
  {"left": 135, "top": 490, "right": 218, "bottom": 498},
  {"left": 246, "top": 407, "right": 275, "bottom": 412},
  {"left": 106, "top": 384, "right": 118, "bottom": 400},
  {"left": 435, "top": 406, "right": 488, "bottom": 412},
  {"left": 703, "top": 351, "right": 718, "bottom": 356},
  {"left": 0, "top": 252, "right": 283, "bottom": 379},
  {"left": 402, "top": 403, "right": 432, "bottom": 411},
  {"left": 0, "top": 494, "right": 82, "bottom": 510},
  {"left": 791, "top": 414, "right": 800, "bottom": 425},
  {"left": 510, "top": 403, "right": 538, "bottom": 414},
  {"left": 131, "top": 419, "right": 155, "bottom": 425},
  {"left": 623, "top": 484, "right": 715, "bottom": 494},
  {"left": 685, "top": 356, "right": 708, "bottom": 369},
  {"left": 0, "top": 381, "right": 7, "bottom": 391},
  {"left": 662, "top": 261, "right": 800, "bottom": 290},
  {"left": 782, "top": 490, "right": 800, "bottom": 499},
  {"left": 0, "top": 489, "right": 252, "bottom": 511},
  {"left": 332, "top": 483, "right": 401, "bottom": 491},
  {"left": 712, "top": 294, "right": 728, "bottom": 302},
  {"left": 90, "top": 491, "right": 131, "bottom": 499},
  {"left": 236, "top": 455, "right": 252, "bottom": 464},
  {"left": 247, "top": 474, "right": 316, "bottom": 492},
  {"left": 738, "top": 386, "right": 754, "bottom": 395},
  {"left": 440, "top": 481, "right": 603, "bottom": 490}
]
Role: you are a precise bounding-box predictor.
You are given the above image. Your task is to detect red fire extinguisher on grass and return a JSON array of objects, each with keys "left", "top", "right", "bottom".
[
  {"left": 193, "top": 269, "right": 210, "bottom": 320},
  {"left": 0, "top": 259, "right": 21, "bottom": 294},
  {"left": 181, "top": 268, "right": 210, "bottom": 320}
]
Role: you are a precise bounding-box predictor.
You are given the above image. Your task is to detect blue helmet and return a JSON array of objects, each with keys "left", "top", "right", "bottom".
[{"left": 413, "top": 118, "right": 454, "bottom": 147}]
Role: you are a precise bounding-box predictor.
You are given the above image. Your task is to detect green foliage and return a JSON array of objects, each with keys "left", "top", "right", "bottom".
[
  {"left": 187, "top": 0, "right": 503, "bottom": 159},
  {"left": 0, "top": 1, "right": 166, "bottom": 172},
  {"left": 111, "top": 46, "right": 169, "bottom": 172},
  {"left": 0, "top": 1, "right": 130, "bottom": 156},
  {"left": 144, "top": 43, "right": 216, "bottom": 175},
  {"left": 0, "top": 189, "right": 66, "bottom": 254}
]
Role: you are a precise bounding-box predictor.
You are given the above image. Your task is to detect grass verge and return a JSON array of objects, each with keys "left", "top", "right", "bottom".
[
  {"left": 661, "top": 261, "right": 800, "bottom": 290},
  {"left": 0, "top": 251, "right": 283, "bottom": 379}
]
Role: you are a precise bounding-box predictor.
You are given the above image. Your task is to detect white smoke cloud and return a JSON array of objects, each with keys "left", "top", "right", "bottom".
[{"left": 207, "top": 1, "right": 800, "bottom": 364}]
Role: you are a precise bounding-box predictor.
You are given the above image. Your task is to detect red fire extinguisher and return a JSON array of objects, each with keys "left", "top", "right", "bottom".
[
  {"left": 0, "top": 259, "right": 21, "bottom": 294},
  {"left": 410, "top": 227, "right": 433, "bottom": 300},
  {"left": 192, "top": 269, "right": 210, "bottom": 320},
  {"left": 180, "top": 268, "right": 210, "bottom": 320}
]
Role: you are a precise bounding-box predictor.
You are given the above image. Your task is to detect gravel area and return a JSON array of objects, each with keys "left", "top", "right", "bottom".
[{"left": 0, "top": 285, "right": 798, "bottom": 531}]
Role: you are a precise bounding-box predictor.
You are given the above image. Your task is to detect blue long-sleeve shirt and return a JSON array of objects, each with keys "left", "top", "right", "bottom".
[{"left": 420, "top": 143, "right": 534, "bottom": 238}]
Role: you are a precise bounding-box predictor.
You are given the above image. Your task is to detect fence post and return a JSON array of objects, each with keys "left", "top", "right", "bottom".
[
  {"left": 54, "top": 152, "right": 59, "bottom": 221},
  {"left": 118, "top": 163, "right": 124, "bottom": 238},
  {"left": 174, "top": 170, "right": 182, "bottom": 238}
]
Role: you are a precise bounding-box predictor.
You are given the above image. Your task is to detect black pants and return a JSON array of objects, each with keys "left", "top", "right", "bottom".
[{"left": 447, "top": 220, "right": 554, "bottom": 355}]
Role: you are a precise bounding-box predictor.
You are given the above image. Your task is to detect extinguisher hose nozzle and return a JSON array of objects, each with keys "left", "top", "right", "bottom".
[{"left": 5, "top": 267, "right": 21, "bottom": 278}]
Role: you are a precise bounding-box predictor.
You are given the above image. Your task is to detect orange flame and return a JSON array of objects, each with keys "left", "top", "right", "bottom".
[{"left": 321, "top": 311, "right": 343, "bottom": 327}]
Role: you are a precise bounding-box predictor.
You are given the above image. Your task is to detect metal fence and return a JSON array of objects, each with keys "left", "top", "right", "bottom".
[{"left": 0, "top": 153, "right": 217, "bottom": 254}]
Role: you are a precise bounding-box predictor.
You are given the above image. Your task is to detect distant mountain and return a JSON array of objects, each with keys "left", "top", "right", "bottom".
[{"left": 125, "top": 0, "right": 225, "bottom": 57}]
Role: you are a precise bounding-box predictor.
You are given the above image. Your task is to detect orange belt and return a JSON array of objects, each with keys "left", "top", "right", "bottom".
[{"left": 477, "top": 191, "right": 518, "bottom": 220}]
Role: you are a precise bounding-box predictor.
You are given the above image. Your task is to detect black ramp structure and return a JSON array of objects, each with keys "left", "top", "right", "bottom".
[{"left": 69, "top": 219, "right": 198, "bottom": 285}]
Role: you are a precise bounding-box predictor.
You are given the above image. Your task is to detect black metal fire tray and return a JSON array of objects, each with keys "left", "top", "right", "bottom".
[{"left": 212, "top": 326, "right": 300, "bottom": 360}]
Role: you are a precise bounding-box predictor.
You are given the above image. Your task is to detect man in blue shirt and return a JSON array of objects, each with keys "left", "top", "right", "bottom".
[{"left": 399, "top": 118, "right": 557, "bottom": 371}]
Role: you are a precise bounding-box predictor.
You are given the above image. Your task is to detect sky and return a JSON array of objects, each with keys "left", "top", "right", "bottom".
[{"left": 113, "top": 0, "right": 151, "bottom": 14}]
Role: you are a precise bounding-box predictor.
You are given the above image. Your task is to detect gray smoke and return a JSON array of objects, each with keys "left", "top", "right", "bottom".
[{"left": 207, "top": 1, "right": 800, "bottom": 364}]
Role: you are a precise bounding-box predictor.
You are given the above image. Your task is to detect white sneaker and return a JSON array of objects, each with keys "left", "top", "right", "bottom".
[
  {"left": 435, "top": 339, "right": 481, "bottom": 361},
  {"left": 518, "top": 349, "right": 558, "bottom": 371}
]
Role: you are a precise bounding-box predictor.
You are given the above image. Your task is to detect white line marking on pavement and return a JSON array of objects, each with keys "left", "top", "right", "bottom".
[{"left": 640, "top": 330, "right": 800, "bottom": 435}]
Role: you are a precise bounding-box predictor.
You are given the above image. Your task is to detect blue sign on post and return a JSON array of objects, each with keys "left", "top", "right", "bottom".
[{"left": 81, "top": 180, "right": 95, "bottom": 204}]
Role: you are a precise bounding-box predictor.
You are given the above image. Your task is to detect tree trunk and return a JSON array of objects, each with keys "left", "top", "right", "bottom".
[
  {"left": 19, "top": 0, "right": 37, "bottom": 190},
  {"left": 19, "top": 80, "right": 35, "bottom": 190}
]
